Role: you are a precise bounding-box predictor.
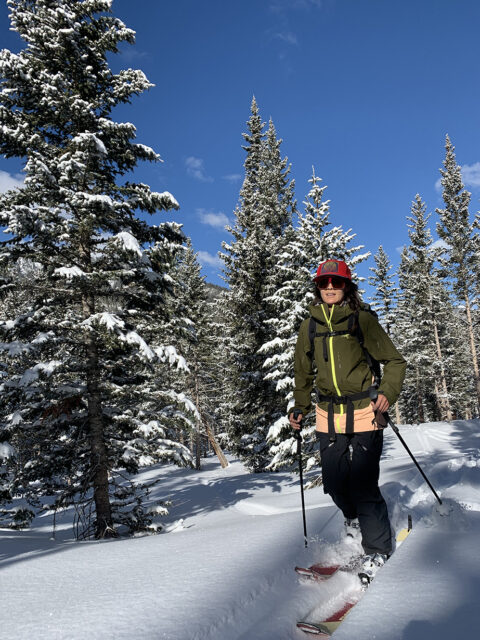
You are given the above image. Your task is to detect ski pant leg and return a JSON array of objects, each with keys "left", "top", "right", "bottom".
[
  {"left": 349, "top": 430, "right": 392, "bottom": 556},
  {"left": 316, "top": 432, "right": 357, "bottom": 520}
]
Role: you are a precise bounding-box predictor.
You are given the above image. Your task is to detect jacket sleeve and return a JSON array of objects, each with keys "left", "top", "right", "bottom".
[
  {"left": 290, "top": 319, "right": 316, "bottom": 416},
  {"left": 360, "top": 311, "right": 407, "bottom": 406}
]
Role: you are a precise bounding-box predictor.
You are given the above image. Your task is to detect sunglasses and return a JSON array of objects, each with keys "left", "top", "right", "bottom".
[{"left": 316, "top": 276, "right": 346, "bottom": 290}]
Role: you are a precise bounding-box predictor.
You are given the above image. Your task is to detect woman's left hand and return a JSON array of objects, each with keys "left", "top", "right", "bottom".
[{"left": 371, "top": 393, "right": 389, "bottom": 414}]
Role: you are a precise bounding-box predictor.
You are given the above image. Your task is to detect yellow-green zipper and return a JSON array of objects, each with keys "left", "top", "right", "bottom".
[{"left": 321, "top": 304, "right": 344, "bottom": 433}]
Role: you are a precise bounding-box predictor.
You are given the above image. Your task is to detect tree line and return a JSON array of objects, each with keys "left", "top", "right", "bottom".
[{"left": 0, "top": 0, "right": 478, "bottom": 538}]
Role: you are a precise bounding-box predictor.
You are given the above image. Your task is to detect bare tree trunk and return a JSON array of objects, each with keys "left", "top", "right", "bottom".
[
  {"left": 195, "top": 431, "right": 201, "bottom": 470},
  {"left": 206, "top": 424, "right": 229, "bottom": 468},
  {"left": 189, "top": 431, "right": 194, "bottom": 458},
  {"left": 415, "top": 366, "right": 425, "bottom": 423},
  {"left": 432, "top": 315, "right": 453, "bottom": 421},
  {"left": 395, "top": 402, "right": 401, "bottom": 425},
  {"left": 465, "top": 295, "right": 480, "bottom": 412},
  {"left": 194, "top": 368, "right": 202, "bottom": 470},
  {"left": 82, "top": 293, "right": 115, "bottom": 539}
]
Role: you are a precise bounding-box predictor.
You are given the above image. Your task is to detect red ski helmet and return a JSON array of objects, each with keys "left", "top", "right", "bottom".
[{"left": 313, "top": 259, "right": 352, "bottom": 283}]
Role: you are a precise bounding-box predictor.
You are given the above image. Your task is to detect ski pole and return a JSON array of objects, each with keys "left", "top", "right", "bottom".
[
  {"left": 385, "top": 413, "right": 442, "bottom": 505},
  {"left": 370, "top": 390, "right": 442, "bottom": 505},
  {"left": 292, "top": 409, "right": 308, "bottom": 547}
]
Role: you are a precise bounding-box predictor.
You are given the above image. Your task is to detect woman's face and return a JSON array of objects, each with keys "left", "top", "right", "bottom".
[{"left": 318, "top": 280, "right": 346, "bottom": 307}]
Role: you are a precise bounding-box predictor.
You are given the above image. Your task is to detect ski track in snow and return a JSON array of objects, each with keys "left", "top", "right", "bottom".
[{"left": 1, "top": 420, "right": 480, "bottom": 639}]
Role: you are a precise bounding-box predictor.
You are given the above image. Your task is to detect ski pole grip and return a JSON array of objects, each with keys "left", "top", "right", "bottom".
[
  {"left": 292, "top": 409, "right": 303, "bottom": 439},
  {"left": 292, "top": 408, "right": 303, "bottom": 425},
  {"left": 369, "top": 387, "right": 379, "bottom": 402}
]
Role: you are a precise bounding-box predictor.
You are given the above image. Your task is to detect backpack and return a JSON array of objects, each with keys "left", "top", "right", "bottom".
[
  {"left": 306, "top": 306, "right": 382, "bottom": 440},
  {"left": 307, "top": 305, "right": 381, "bottom": 386}
]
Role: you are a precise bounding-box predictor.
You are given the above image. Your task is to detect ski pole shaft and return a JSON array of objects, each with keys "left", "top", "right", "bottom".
[
  {"left": 385, "top": 413, "right": 442, "bottom": 505},
  {"left": 293, "top": 410, "right": 308, "bottom": 547}
]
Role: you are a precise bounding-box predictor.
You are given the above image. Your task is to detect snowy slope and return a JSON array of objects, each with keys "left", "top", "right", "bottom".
[{"left": 1, "top": 420, "right": 480, "bottom": 639}]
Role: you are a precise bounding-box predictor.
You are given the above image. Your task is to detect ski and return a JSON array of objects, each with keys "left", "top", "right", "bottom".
[
  {"left": 296, "top": 601, "right": 356, "bottom": 636},
  {"left": 295, "top": 563, "right": 339, "bottom": 581},
  {"left": 295, "top": 558, "right": 358, "bottom": 582},
  {"left": 296, "top": 518, "right": 413, "bottom": 636}
]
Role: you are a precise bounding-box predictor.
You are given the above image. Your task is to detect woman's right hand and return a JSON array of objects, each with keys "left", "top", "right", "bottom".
[{"left": 289, "top": 411, "right": 303, "bottom": 430}]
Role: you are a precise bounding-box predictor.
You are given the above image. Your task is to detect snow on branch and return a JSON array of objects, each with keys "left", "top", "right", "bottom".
[
  {"left": 0, "top": 340, "right": 33, "bottom": 356},
  {"left": 0, "top": 442, "right": 15, "bottom": 460},
  {"left": 111, "top": 231, "right": 142, "bottom": 257},
  {"left": 154, "top": 345, "right": 188, "bottom": 371},
  {"left": 84, "top": 312, "right": 126, "bottom": 332},
  {"left": 54, "top": 266, "right": 86, "bottom": 279},
  {"left": 19, "top": 361, "right": 62, "bottom": 387},
  {"left": 71, "top": 132, "right": 107, "bottom": 156},
  {"left": 163, "top": 390, "right": 200, "bottom": 420},
  {"left": 119, "top": 331, "right": 155, "bottom": 361}
]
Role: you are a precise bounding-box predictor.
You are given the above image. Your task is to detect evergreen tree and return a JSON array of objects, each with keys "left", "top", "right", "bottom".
[
  {"left": 435, "top": 135, "right": 480, "bottom": 411},
  {"left": 172, "top": 241, "right": 228, "bottom": 469},
  {"left": 368, "top": 246, "right": 398, "bottom": 336},
  {"left": 0, "top": 0, "right": 190, "bottom": 537},
  {"left": 220, "top": 99, "right": 296, "bottom": 471},
  {"left": 395, "top": 195, "right": 466, "bottom": 422},
  {"left": 264, "top": 168, "right": 368, "bottom": 470},
  {"left": 395, "top": 246, "right": 432, "bottom": 423},
  {"left": 368, "top": 245, "right": 404, "bottom": 423}
]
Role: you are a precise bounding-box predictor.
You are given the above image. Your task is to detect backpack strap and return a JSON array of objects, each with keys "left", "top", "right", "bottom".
[
  {"left": 307, "top": 309, "right": 381, "bottom": 382},
  {"left": 307, "top": 314, "right": 353, "bottom": 363},
  {"left": 351, "top": 310, "right": 382, "bottom": 386},
  {"left": 308, "top": 316, "right": 316, "bottom": 361}
]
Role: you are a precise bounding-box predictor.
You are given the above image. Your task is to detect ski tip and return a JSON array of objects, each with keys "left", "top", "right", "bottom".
[
  {"left": 296, "top": 621, "right": 332, "bottom": 636},
  {"left": 297, "top": 602, "right": 356, "bottom": 636},
  {"left": 396, "top": 527, "right": 411, "bottom": 543}
]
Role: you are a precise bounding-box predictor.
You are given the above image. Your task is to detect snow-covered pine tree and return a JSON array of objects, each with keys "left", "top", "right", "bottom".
[
  {"left": 263, "top": 168, "right": 368, "bottom": 470},
  {"left": 408, "top": 196, "right": 454, "bottom": 420},
  {"left": 368, "top": 246, "right": 398, "bottom": 336},
  {"left": 368, "top": 245, "right": 403, "bottom": 423},
  {"left": 170, "top": 240, "right": 228, "bottom": 469},
  {"left": 435, "top": 135, "right": 480, "bottom": 412},
  {"left": 0, "top": 0, "right": 191, "bottom": 538},
  {"left": 395, "top": 246, "right": 432, "bottom": 423},
  {"left": 395, "top": 195, "right": 463, "bottom": 422},
  {"left": 220, "top": 99, "right": 296, "bottom": 471}
]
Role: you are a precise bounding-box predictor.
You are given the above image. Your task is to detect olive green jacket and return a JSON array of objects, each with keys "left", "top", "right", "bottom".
[{"left": 292, "top": 303, "right": 406, "bottom": 416}]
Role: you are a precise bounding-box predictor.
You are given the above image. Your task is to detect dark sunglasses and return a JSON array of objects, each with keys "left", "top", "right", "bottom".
[{"left": 316, "top": 276, "right": 346, "bottom": 290}]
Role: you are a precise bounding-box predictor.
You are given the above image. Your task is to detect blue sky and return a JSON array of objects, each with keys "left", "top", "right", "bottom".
[{"left": 1, "top": 0, "right": 480, "bottom": 289}]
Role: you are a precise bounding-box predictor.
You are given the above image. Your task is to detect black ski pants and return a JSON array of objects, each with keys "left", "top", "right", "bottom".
[{"left": 316, "top": 429, "right": 392, "bottom": 556}]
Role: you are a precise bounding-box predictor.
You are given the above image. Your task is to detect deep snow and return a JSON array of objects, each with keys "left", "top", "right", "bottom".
[{"left": 1, "top": 420, "right": 480, "bottom": 639}]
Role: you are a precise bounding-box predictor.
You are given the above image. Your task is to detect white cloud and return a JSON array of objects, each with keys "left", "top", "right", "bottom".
[
  {"left": 222, "top": 173, "right": 242, "bottom": 183},
  {"left": 274, "top": 31, "right": 298, "bottom": 45},
  {"left": 434, "top": 177, "right": 442, "bottom": 193},
  {"left": 185, "top": 156, "right": 213, "bottom": 183},
  {"left": 0, "top": 170, "right": 24, "bottom": 193},
  {"left": 197, "top": 208, "right": 229, "bottom": 229},
  {"left": 461, "top": 162, "right": 480, "bottom": 188},
  {"left": 117, "top": 48, "right": 148, "bottom": 63},
  {"left": 197, "top": 250, "right": 222, "bottom": 268}
]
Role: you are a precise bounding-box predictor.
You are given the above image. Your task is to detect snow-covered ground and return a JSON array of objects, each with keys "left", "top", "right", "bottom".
[{"left": 2, "top": 420, "right": 480, "bottom": 639}]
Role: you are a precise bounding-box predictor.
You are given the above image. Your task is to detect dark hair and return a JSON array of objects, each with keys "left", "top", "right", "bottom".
[{"left": 312, "top": 280, "right": 362, "bottom": 311}]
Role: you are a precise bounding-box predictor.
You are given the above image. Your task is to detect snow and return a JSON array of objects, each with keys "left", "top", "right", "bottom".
[
  {"left": 0, "top": 441, "right": 15, "bottom": 459},
  {"left": 113, "top": 231, "right": 142, "bottom": 256},
  {"left": 18, "top": 360, "right": 61, "bottom": 386},
  {"left": 54, "top": 266, "right": 86, "bottom": 279},
  {"left": 2, "top": 419, "right": 480, "bottom": 639}
]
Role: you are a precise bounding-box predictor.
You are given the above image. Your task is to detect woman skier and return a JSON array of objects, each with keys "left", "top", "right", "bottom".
[{"left": 289, "top": 259, "right": 406, "bottom": 583}]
